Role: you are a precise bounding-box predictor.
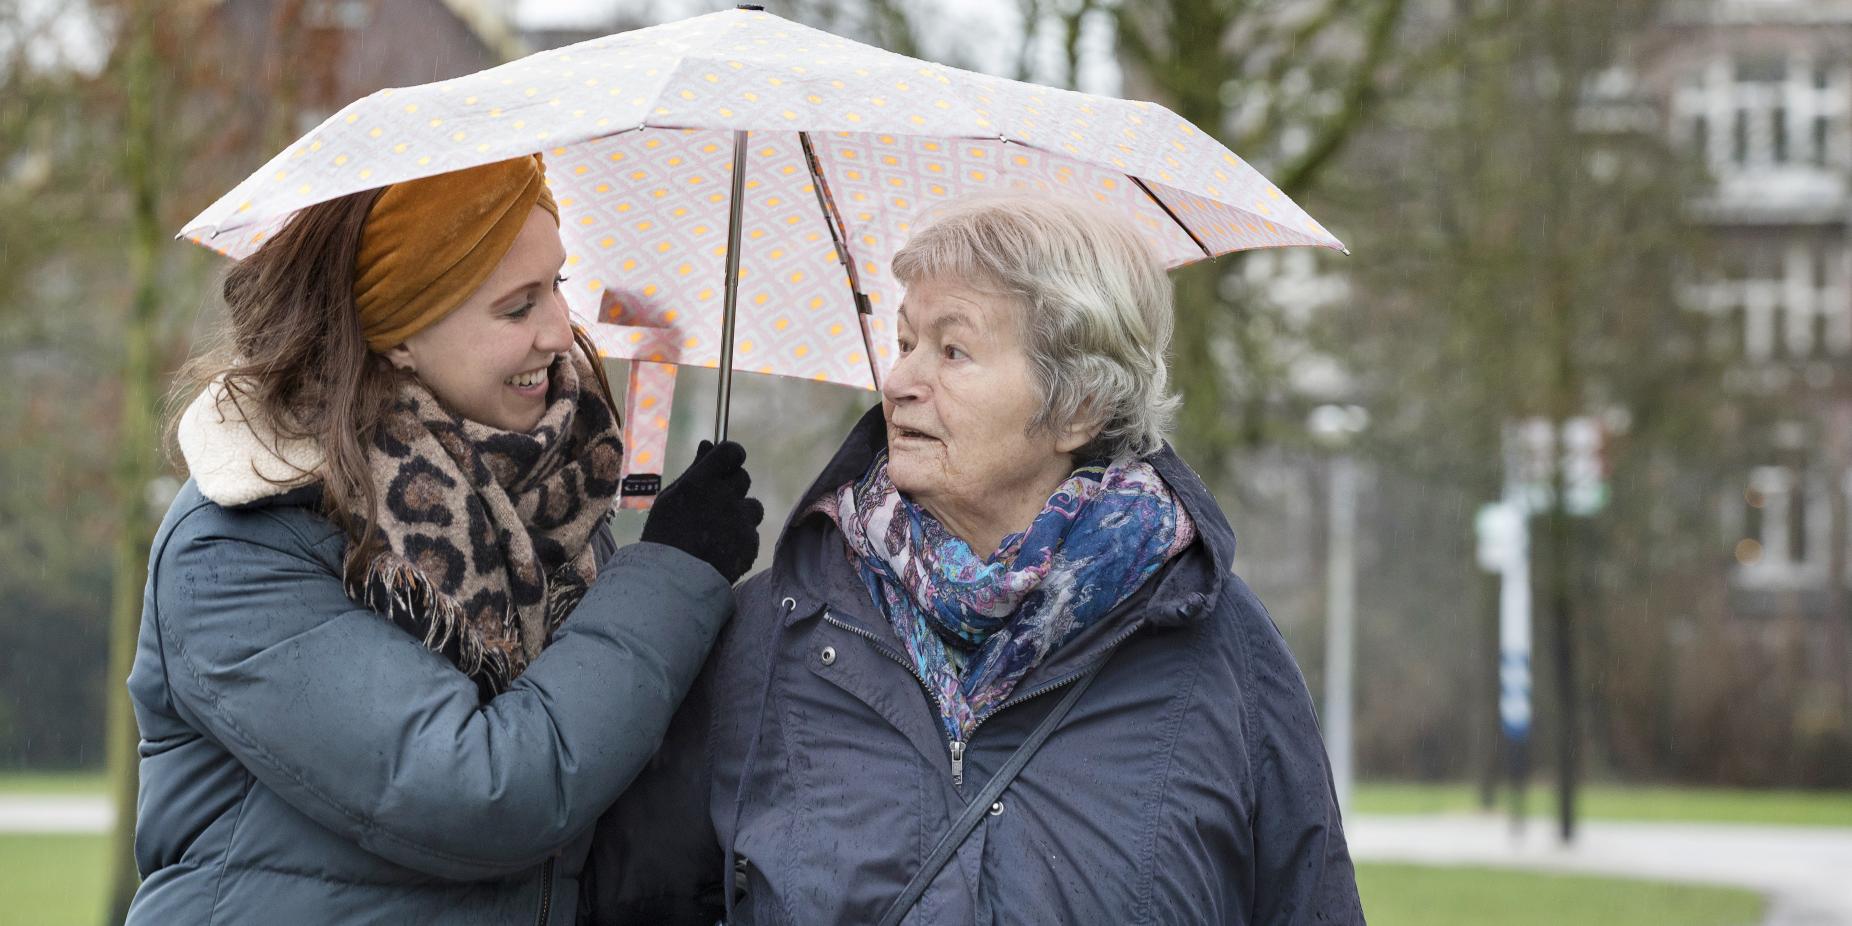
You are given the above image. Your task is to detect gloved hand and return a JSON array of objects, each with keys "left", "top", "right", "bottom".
[{"left": 641, "top": 440, "right": 765, "bottom": 584}]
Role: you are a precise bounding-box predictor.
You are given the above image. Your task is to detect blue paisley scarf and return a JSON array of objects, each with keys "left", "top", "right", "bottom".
[{"left": 817, "top": 450, "right": 1195, "bottom": 745}]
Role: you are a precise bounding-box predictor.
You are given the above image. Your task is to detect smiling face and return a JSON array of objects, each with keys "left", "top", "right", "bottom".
[
  {"left": 384, "top": 205, "right": 573, "bottom": 432},
  {"left": 882, "top": 276, "right": 1097, "bottom": 556}
]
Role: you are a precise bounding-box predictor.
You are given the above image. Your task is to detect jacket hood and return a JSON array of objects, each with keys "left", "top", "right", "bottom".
[
  {"left": 176, "top": 380, "right": 324, "bottom": 509},
  {"left": 772, "top": 404, "right": 1238, "bottom": 627}
]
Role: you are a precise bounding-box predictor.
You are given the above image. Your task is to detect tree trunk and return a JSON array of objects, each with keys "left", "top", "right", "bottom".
[{"left": 104, "top": 2, "right": 166, "bottom": 919}]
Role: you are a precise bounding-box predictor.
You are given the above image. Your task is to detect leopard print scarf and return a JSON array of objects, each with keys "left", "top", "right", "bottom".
[{"left": 344, "top": 349, "right": 625, "bottom": 696}]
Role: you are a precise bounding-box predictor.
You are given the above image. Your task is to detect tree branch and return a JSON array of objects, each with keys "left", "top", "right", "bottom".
[{"left": 1273, "top": 0, "right": 1408, "bottom": 196}]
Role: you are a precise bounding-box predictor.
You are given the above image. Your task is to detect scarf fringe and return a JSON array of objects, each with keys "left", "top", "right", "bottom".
[
  {"left": 546, "top": 564, "right": 589, "bottom": 636},
  {"left": 332, "top": 348, "right": 620, "bottom": 694},
  {"left": 348, "top": 551, "right": 515, "bottom": 694}
]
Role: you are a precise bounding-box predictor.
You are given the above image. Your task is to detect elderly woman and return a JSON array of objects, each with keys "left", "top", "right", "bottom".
[{"left": 585, "top": 194, "right": 1363, "bottom": 925}]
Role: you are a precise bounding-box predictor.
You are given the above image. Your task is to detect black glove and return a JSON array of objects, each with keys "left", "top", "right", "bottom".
[{"left": 641, "top": 440, "right": 765, "bottom": 584}]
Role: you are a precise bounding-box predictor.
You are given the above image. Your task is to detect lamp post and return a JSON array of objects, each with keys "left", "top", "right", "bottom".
[{"left": 1308, "top": 403, "right": 1369, "bottom": 818}]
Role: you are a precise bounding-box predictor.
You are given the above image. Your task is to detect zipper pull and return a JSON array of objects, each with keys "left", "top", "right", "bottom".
[{"left": 950, "top": 739, "right": 966, "bottom": 786}]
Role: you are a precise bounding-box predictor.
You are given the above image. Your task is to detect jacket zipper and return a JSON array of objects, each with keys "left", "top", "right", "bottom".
[
  {"left": 535, "top": 855, "right": 555, "bottom": 925},
  {"left": 821, "top": 610, "right": 1140, "bottom": 787},
  {"left": 820, "top": 610, "right": 961, "bottom": 780},
  {"left": 961, "top": 623, "right": 1142, "bottom": 750}
]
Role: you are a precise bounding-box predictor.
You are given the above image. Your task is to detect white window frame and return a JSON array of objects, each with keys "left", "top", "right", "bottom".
[
  {"left": 1673, "top": 53, "right": 1849, "bottom": 173},
  {"left": 1732, "top": 464, "right": 1832, "bottom": 588},
  {"left": 1683, "top": 239, "right": 1852, "bottom": 361}
]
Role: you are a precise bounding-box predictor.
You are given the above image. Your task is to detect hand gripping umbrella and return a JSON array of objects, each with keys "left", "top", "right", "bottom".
[{"left": 180, "top": 4, "right": 1343, "bottom": 507}]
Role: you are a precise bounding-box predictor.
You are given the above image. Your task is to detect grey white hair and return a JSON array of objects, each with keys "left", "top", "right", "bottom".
[{"left": 890, "top": 193, "right": 1179, "bottom": 462}]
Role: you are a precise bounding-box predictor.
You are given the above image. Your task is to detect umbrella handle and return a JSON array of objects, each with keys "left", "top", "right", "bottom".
[{"left": 715, "top": 129, "right": 749, "bottom": 443}]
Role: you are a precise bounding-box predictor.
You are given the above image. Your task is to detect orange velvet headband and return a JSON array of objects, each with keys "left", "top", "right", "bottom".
[{"left": 353, "top": 154, "right": 559, "bottom": 351}]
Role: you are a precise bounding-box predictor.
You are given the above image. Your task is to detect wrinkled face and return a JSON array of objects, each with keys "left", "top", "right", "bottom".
[
  {"left": 882, "top": 276, "right": 1092, "bottom": 528},
  {"left": 385, "top": 205, "right": 573, "bottom": 432}
]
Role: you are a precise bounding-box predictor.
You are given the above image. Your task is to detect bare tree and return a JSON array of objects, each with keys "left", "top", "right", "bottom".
[
  {"left": 1325, "top": 0, "right": 1778, "bottom": 820},
  {"left": 1106, "top": 0, "right": 1421, "bottom": 479},
  {"left": 78, "top": 1, "right": 324, "bottom": 915}
]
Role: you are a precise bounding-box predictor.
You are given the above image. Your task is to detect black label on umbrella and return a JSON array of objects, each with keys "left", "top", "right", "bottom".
[{"left": 621, "top": 474, "right": 663, "bottom": 497}]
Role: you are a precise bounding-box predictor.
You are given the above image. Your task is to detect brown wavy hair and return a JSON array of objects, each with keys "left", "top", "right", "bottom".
[{"left": 171, "top": 188, "right": 615, "bottom": 554}]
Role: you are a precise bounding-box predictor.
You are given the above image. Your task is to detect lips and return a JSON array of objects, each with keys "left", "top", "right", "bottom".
[{"left": 889, "top": 425, "right": 939, "bottom": 443}]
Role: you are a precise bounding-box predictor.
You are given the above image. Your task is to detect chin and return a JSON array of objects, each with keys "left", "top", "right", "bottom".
[{"left": 884, "top": 455, "right": 935, "bottom": 496}]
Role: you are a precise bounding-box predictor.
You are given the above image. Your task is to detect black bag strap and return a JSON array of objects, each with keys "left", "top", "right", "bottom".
[{"left": 875, "top": 658, "right": 1109, "bottom": 926}]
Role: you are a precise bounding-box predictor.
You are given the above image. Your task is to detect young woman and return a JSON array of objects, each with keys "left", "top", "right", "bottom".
[{"left": 126, "top": 154, "right": 761, "bottom": 925}]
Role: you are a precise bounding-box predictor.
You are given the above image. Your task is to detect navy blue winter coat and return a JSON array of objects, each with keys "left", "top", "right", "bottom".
[
  {"left": 584, "top": 408, "right": 1364, "bottom": 925},
  {"left": 126, "top": 481, "right": 734, "bottom": 925}
]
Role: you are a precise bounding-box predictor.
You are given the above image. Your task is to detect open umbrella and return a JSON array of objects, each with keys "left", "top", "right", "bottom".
[{"left": 180, "top": 4, "right": 1342, "bottom": 505}]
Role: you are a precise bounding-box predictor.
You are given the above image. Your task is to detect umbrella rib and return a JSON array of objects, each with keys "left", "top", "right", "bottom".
[
  {"left": 799, "top": 131, "right": 883, "bottom": 391},
  {"left": 1129, "top": 176, "right": 1215, "bottom": 261}
]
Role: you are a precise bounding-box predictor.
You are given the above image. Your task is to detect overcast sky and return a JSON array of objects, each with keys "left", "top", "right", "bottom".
[
  {"left": 511, "top": 0, "right": 1122, "bottom": 96},
  {"left": 2, "top": 1, "right": 1118, "bottom": 96}
]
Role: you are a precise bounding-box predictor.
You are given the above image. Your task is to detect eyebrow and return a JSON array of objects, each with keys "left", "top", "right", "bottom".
[
  {"left": 897, "top": 304, "right": 977, "bottom": 337},
  {"left": 490, "top": 259, "right": 567, "bottom": 307}
]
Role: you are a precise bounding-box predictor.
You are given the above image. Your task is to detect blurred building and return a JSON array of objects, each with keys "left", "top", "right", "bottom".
[
  {"left": 204, "top": 0, "right": 525, "bottom": 131},
  {"left": 1197, "top": 0, "right": 1852, "bottom": 785},
  {"left": 1637, "top": 0, "right": 1852, "bottom": 618}
]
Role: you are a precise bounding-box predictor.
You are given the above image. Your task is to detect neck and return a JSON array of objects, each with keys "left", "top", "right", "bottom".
[{"left": 921, "top": 458, "right": 1075, "bottom": 560}]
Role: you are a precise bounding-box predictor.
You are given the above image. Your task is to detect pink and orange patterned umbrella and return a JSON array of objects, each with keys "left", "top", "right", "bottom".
[{"left": 179, "top": 5, "right": 1341, "bottom": 505}]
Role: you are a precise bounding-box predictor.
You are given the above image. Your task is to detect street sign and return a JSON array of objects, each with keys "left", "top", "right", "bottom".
[
  {"left": 1476, "top": 501, "right": 1532, "bottom": 742},
  {"left": 1503, "top": 417, "right": 1608, "bottom": 517}
]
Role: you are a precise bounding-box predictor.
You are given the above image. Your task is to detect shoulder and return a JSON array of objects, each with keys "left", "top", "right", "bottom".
[
  {"left": 1197, "top": 571, "right": 1324, "bottom": 759},
  {"left": 733, "top": 570, "right": 781, "bottom": 619},
  {"left": 715, "top": 570, "right": 786, "bottom": 663},
  {"left": 145, "top": 483, "right": 361, "bottom": 689},
  {"left": 1180, "top": 570, "right": 1313, "bottom": 723},
  {"left": 155, "top": 479, "right": 344, "bottom": 580},
  {"left": 1214, "top": 572, "right": 1300, "bottom": 672}
]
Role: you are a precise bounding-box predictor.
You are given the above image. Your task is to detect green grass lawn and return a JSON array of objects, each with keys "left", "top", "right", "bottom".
[
  {"left": 0, "top": 835, "right": 108, "bottom": 926},
  {"left": 0, "top": 832, "right": 1768, "bottom": 926},
  {"left": 10, "top": 771, "right": 1850, "bottom": 827},
  {"left": 1358, "top": 863, "right": 1765, "bottom": 926},
  {"left": 1355, "top": 780, "right": 1852, "bottom": 827},
  {"left": 0, "top": 771, "right": 108, "bottom": 795}
]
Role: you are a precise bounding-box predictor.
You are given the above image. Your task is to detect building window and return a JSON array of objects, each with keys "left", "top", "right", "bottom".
[
  {"left": 1685, "top": 240, "right": 1852, "bottom": 362},
  {"left": 1674, "top": 54, "right": 1847, "bottom": 172},
  {"left": 1732, "top": 465, "right": 1830, "bottom": 588}
]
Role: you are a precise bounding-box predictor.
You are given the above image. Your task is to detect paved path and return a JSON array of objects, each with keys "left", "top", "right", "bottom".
[
  {"left": 0, "top": 795, "right": 113, "bottom": 834},
  {"left": 1349, "top": 813, "right": 1852, "bottom": 926},
  {"left": 7, "top": 800, "right": 1851, "bottom": 923}
]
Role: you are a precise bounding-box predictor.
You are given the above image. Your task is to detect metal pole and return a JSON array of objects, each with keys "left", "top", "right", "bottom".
[
  {"left": 1500, "top": 500, "right": 1533, "bottom": 837},
  {"left": 1324, "top": 454, "right": 1357, "bottom": 818},
  {"left": 1551, "top": 502, "right": 1578, "bottom": 844},
  {"left": 715, "top": 129, "right": 748, "bottom": 442}
]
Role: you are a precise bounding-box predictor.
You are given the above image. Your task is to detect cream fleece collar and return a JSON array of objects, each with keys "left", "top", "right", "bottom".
[{"left": 176, "top": 382, "right": 323, "bottom": 507}]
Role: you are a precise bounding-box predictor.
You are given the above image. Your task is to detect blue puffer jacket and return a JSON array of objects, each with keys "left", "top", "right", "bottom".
[
  {"left": 126, "top": 480, "right": 733, "bottom": 925},
  {"left": 584, "top": 407, "right": 1364, "bottom": 925}
]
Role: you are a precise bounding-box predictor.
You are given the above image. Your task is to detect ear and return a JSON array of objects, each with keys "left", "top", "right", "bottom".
[
  {"left": 1053, "top": 415, "right": 1100, "bottom": 455},
  {"left": 383, "top": 342, "right": 417, "bottom": 373}
]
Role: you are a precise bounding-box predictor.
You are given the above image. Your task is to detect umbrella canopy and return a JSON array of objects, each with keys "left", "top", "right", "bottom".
[{"left": 180, "top": 6, "right": 1341, "bottom": 500}]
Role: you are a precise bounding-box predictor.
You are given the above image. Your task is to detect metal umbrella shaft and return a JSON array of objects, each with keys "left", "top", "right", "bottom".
[{"left": 715, "top": 129, "right": 749, "bottom": 442}]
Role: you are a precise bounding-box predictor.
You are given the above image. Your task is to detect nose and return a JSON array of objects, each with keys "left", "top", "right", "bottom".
[
  {"left": 535, "top": 289, "right": 575, "bottom": 355},
  {"left": 881, "top": 346, "right": 926, "bottom": 405}
]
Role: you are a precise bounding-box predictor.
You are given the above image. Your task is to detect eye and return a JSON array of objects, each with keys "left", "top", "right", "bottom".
[
  {"left": 504, "top": 299, "right": 535, "bottom": 319},
  {"left": 553, "top": 274, "right": 568, "bottom": 291},
  {"left": 897, "top": 337, "right": 915, "bottom": 355},
  {"left": 942, "top": 344, "right": 967, "bottom": 361}
]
